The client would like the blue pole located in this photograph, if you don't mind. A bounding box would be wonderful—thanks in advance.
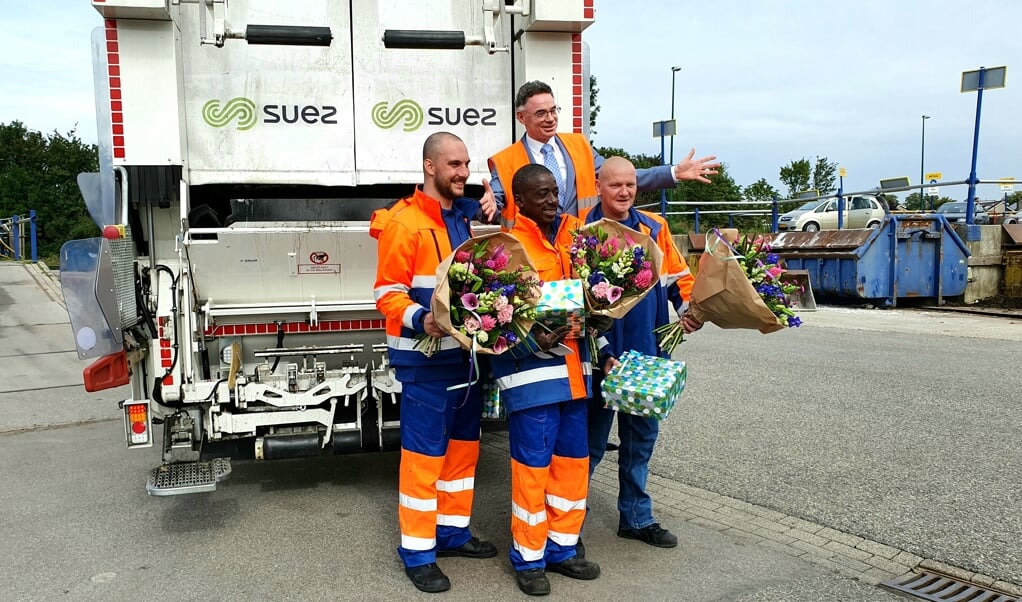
[693,207,700,234]
[659,122,667,217]
[837,176,845,230]
[727,213,734,228]
[29,210,37,263]
[966,67,986,225]
[12,215,21,260]
[771,196,779,232]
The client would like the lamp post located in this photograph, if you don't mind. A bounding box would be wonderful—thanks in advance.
[920,115,930,210]
[670,66,681,164]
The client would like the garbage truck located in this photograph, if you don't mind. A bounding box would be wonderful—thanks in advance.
[61,0,594,495]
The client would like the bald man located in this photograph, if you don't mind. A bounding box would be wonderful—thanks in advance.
[581,156,702,552]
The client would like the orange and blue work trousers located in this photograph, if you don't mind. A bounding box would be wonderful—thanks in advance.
[508,398,589,572]
[397,377,482,568]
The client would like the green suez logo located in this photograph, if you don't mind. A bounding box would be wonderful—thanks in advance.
[202,97,339,130]
[371,99,497,132]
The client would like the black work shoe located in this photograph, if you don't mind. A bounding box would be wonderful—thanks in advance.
[405,563,451,593]
[575,537,586,559]
[617,523,678,548]
[437,536,498,559]
[545,556,601,580]
[515,568,551,596]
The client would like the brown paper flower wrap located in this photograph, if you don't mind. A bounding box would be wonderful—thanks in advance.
[687,228,785,334]
[426,231,542,356]
[569,218,664,320]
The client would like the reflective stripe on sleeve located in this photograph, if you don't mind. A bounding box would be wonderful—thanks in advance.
[374,283,410,300]
[402,305,422,329]
[388,335,462,352]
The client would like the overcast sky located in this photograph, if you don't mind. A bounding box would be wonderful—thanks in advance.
[2,1,1019,200]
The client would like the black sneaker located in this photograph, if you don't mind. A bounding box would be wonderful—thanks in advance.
[617,523,678,548]
[515,568,551,596]
[545,556,601,580]
[404,563,451,593]
[437,536,498,559]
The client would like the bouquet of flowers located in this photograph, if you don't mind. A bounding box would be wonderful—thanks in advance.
[418,232,541,356]
[569,218,663,319]
[655,230,803,355]
[683,228,803,336]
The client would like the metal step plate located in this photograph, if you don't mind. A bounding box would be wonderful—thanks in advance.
[146,458,232,496]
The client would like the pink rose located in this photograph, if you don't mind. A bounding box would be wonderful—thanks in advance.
[462,316,480,333]
[454,250,471,262]
[493,296,508,310]
[591,281,610,299]
[767,266,784,279]
[496,304,514,324]
[491,253,509,270]
[480,314,497,331]
[485,259,496,268]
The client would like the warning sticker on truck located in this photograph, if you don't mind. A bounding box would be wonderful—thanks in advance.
[298,264,340,274]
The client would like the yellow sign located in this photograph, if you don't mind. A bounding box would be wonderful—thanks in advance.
[925,171,942,181]
[839,167,847,177]
[999,177,1016,182]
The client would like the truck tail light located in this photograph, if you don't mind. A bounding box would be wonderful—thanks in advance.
[123,400,153,448]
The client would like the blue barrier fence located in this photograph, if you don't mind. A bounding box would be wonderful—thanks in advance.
[0,210,38,262]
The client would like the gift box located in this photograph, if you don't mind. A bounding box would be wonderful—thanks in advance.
[536,279,585,338]
[480,372,505,420]
[601,350,686,420]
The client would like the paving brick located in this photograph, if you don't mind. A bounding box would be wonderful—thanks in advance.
[823,540,874,563]
[787,528,830,548]
[859,567,896,586]
[749,526,796,545]
[747,515,792,534]
[802,555,865,581]
[757,538,807,558]
[826,553,873,574]
[746,505,789,523]
[719,497,759,513]
[779,516,823,533]
[816,526,864,547]
[970,573,996,587]
[891,550,923,568]
[713,504,759,525]
[790,539,834,559]
[918,559,975,582]
[864,554,914,575]
[854,539,901,560]
[992,580,1022,597]
[684,494,724,512]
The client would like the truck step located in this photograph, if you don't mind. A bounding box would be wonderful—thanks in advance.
[146,458,232,496]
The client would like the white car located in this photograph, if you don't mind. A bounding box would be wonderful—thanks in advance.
[777,195,886,232]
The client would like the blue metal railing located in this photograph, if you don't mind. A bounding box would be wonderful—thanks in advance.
[0,210,38,262]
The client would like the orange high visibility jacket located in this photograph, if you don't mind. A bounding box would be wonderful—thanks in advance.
[371,188,474,373]
[488,134,598,229]
[489,213,591,411]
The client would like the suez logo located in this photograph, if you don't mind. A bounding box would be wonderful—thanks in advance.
[202,97,496,132]
[202,97,338,130]
[371,99,497,132]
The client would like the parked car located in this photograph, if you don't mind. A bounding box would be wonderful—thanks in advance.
[935,201,991,225]
[777,195,886,232]
[1003,210,1022,225]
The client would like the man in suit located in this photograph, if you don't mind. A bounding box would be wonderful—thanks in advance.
[481,80,719,228]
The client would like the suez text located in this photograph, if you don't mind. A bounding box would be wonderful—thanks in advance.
[260,105,498,126]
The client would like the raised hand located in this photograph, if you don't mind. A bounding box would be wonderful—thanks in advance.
[673,148,721,184]
[479,178,497,222]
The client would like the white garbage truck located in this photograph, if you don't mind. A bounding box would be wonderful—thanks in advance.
[60,0,594,495]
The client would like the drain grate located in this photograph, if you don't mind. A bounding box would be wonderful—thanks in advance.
[881,571,1018,602]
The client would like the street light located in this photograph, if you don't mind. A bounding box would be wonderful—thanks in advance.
[920,115,930,210]
[670,66,681,164]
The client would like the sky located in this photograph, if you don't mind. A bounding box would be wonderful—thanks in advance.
[2,0,1020,200]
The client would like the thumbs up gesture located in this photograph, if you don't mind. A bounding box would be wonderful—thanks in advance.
[479,178,498,222]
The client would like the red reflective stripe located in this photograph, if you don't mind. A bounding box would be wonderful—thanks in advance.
[204,319,385,337]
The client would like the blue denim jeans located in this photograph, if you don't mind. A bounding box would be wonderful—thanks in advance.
[588,372,660,531]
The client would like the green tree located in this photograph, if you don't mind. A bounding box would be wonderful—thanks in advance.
[594,146,663,210]
[743,178,779,203]
[812,156,838,194]
[0,121,99,261]
[877,192,899,210]
[668,163,748,233]
[778,158,812,198]
[1004,190,1022,210]
[903,192,954,211]
[589,75,601,134]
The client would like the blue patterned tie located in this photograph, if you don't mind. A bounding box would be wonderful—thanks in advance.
[541,143,566,207]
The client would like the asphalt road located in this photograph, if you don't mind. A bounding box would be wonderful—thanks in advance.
[654,307,1022,586]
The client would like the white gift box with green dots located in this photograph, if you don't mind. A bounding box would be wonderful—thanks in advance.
[601,350,686,420]
[536,279,585,338]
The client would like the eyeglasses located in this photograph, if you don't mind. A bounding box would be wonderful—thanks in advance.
[527,106,560,120]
